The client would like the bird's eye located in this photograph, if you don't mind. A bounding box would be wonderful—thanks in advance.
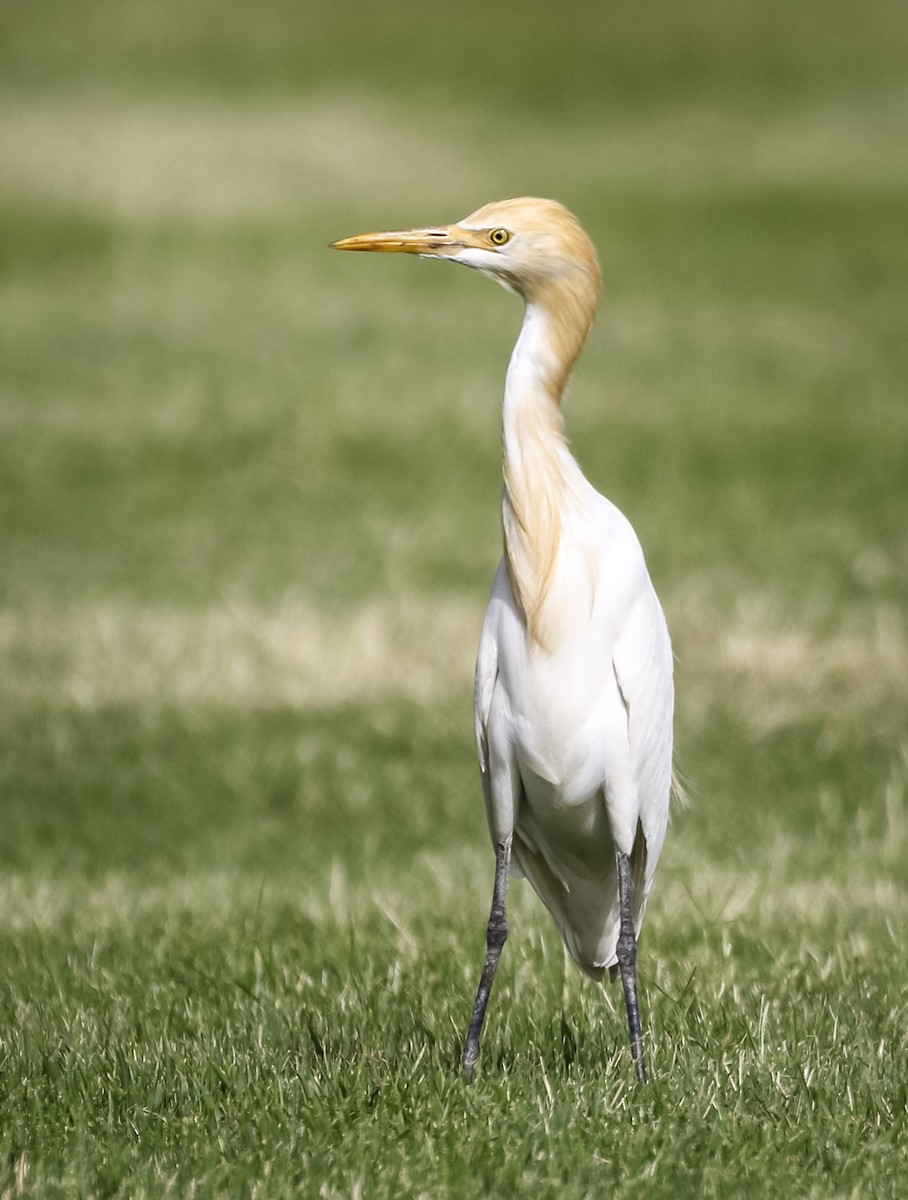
[489,228,510,246]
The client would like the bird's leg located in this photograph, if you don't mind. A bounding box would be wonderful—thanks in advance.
[615,850,648,1083]
[462,839,511,1081]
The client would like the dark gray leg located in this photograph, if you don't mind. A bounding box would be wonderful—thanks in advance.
[616,850,648,1083]
[462,840,511,1081]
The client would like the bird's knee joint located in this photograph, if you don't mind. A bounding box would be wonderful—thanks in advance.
[486,912,508,952]
[616,927,637,966]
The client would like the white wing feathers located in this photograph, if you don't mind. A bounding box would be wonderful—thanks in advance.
[611,588,674,910]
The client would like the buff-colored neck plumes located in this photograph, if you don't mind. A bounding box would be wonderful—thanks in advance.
[501,267,600,649]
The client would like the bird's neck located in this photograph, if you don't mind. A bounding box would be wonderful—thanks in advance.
[501,278,597,649]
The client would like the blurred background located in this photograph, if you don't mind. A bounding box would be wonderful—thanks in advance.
[1,0,907,1191]
[1,0,906,902]
[1,0,905,852]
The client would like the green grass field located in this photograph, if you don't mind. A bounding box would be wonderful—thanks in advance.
[1,1,907,1195]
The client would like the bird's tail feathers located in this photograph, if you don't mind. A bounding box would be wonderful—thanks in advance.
[514,818,652,984]
[512,833,621,982]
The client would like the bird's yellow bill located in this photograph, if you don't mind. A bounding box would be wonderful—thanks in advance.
[330,227,456,254]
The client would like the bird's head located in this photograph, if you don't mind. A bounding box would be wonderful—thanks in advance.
[331,197,601,306]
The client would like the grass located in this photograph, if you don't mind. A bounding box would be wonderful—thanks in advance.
[1,0,907,1195]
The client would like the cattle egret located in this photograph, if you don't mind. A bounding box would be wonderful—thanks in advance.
[332,198,674,1083]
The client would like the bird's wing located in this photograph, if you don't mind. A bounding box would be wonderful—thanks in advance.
[473,611,499,777]
[474,560,529,862]
[611,585,674,915]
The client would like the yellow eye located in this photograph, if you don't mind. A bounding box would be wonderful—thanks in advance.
[489,228,510,246]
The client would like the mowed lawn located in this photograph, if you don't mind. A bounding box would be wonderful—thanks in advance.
[1,1,907,1196]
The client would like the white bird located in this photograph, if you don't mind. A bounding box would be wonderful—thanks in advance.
[332,197,674,1083]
